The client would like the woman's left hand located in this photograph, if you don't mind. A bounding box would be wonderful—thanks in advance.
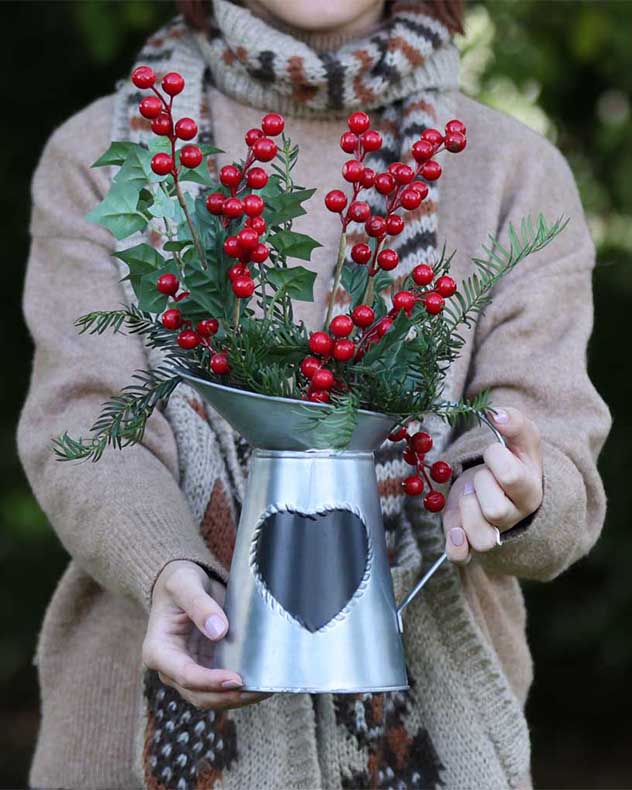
[443,407,544,563]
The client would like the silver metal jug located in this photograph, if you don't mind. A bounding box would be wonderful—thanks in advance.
[180,371,503,693]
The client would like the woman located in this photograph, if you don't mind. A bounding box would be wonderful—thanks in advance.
[19,0,610,788]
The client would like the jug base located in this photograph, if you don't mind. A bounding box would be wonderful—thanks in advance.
[239,682,410,694]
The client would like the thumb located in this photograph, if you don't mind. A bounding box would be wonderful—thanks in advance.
[488,406,541,463]
[167,565,229,641]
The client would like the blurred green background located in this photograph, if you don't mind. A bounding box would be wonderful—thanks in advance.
[1,1,631,787]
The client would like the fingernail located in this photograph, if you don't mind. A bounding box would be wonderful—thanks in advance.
[205,615,226,639]
[463,480,475,495]
[493,408,509,424]
[449,527,466,547]
[221,678,243,689]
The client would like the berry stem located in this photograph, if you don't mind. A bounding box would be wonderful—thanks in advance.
[232,296,241,329]
[174,180,207,270]
[324,231,348,329]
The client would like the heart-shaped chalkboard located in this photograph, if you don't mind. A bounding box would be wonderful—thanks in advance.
[254,508,369,632]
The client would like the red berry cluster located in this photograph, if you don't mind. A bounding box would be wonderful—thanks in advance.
[205,113,286,299]
[325,115,467,280]
[387,426,452,511]
[132,66,203,177]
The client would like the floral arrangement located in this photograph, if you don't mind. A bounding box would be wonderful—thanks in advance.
[54,66,565,515]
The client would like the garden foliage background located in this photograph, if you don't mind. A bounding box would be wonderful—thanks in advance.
[1,1,631,786]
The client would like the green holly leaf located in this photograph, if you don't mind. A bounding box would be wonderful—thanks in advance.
[92,141,142,168]
[86,181,147,239]
[115,243,165,275]
[361,310,411,367]
[148,187,184,222]
[269,230,322,261]
[265,188,316,226]
[114,145,157,190]
[267,266,316,302]
[341,264,369,308]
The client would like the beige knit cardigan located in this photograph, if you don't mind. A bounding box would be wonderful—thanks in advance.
[19,64,610,789]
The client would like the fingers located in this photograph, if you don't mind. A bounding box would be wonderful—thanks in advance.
[472,466,521,530]
[163,565,229,641]
[483,443,543,514]
[442,499,470,563]
[459,485,501,552]
[142,641,243,692]
[159,681,272,711]
[489,407,541,464]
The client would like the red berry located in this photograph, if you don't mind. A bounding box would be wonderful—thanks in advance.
[377,317,393,337]
[411,139,434,162]
[237,227,259,251]
[309,389,330,404]
[348,200,371,223]
[210,352,230,375]
[348,111,370,134]
[197,318,219,337]
[424,291,445,314]
[424,490,446,512]
[252,137,277,162]
[175,117,198,140]
[403,475,424,496]
[387,161,405,175]
[177,329,200,349]
[361,129,382,151]
[228,263,246,281]
[393,290,416,312]
[386,214,405,236]
[421,160,442,181]
[340,131,359,153]
[246,215,266,235]
[300,356,321,379]
[325,190,348,213]
[411,431,433,453]
[393,164,415,184]
[220,165,242,187]
[243,194,265,217]
[445,119,466,135]
[333,339,355,362]
[375,172,396,194]
[388,426,408,442]
[151,113,172,135]
[400,188,422,210]
[403,447,418,465]
[162,72,185,96]
[246,167,268,189]
[365,215,387,237]
[224,236,241,258]
[309,331,333,356]
[157,273,179,296]
[261,112,285,136]
[435,275,457,298]
[206,192,225,215]
[421,128,443,146]
[232,276,255,298]
[250,243,269,263]
[132,66,156,89]
[377,248,399,271]
[311,368,334,390]
[412,263,434,286]
[180,145,202,169]
[360,167,376,188]
[352,304,375,328]
[139,96,162,119]
[445,132,467,153]
[245,127,263,146]
[342,160,364,183]
[430,461,452,484]
[329,314,354,338]
[151,153,173,176]
[161,308,182,330]
[410,180,429,200]
[351,243,372,265]
[223,197,244,218]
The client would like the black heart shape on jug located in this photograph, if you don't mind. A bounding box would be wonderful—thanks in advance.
[253,508,370,632]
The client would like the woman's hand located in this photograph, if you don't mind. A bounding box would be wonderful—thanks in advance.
[443,407,544,563]
[142,560,271,710]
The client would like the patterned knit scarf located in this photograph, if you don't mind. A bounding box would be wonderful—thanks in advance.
[112,3,531,788]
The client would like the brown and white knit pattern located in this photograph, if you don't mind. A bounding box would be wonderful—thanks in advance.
[112,6,531,789]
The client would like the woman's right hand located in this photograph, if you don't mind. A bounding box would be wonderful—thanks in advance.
[142,560,271,711]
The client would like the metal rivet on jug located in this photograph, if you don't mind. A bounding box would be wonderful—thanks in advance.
[180,370,506,694]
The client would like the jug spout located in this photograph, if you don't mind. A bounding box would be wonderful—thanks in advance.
[178,369,397,452]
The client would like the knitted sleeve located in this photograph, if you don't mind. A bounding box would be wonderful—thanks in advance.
[445,135,611,582]
[17,97,228,611]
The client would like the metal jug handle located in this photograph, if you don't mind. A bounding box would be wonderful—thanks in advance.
[396,413,507,632]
